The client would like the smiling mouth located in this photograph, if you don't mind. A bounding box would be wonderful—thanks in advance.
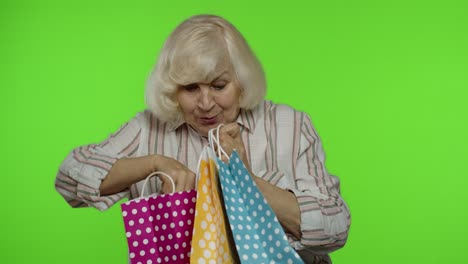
[199,115,219,125]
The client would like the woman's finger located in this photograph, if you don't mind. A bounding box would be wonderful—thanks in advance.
[220,138,235,156]
[155,156,197,193]
[219,128,252,172]
[220,123,241,139]
[183,172,196,191]
[159,178,173,194]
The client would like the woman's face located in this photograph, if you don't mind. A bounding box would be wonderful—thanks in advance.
[176,61,241,137]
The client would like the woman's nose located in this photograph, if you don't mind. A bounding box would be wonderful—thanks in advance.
[197,86,215,111]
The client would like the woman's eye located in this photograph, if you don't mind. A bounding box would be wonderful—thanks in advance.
[212,83,227,90]
[182,83,198,91]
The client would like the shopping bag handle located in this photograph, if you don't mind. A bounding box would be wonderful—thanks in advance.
[140,171,176,198]
[208,124,229,160]
[193,124,228,190]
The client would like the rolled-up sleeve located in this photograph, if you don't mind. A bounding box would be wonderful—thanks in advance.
[55,113,143,211]
[287,113,351,254]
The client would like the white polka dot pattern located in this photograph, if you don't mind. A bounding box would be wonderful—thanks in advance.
[217,150,304,264]
[190,149,236,263]
[121,190,197,264]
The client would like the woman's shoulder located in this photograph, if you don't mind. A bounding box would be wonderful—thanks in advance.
[125,110,174,131]
[255,100,306,119]
[133,110,171,123]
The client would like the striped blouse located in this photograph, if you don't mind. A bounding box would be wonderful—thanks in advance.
[55,100,350,258]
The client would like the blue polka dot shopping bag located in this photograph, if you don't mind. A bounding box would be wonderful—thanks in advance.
[209,127,304,264]
[121,172,197,264]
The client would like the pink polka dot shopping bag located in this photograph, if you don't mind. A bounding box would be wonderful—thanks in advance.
[121,172,197,264]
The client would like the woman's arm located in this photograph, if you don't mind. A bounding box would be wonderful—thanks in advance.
[100,154,196,196]
[218,111,350,254]
[55,112,197,211]
[253,176,302,238]
[286,112,350,254]
[99,156,156,195]
[217,123,302,238]
[55,113,144,210]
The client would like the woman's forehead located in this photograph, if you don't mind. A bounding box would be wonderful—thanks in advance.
[171,52,233,85]
[179,69,232,86]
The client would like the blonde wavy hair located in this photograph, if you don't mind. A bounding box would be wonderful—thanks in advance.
[145,14,266,125]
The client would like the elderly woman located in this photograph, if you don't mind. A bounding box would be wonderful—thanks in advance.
[55,14,350,263]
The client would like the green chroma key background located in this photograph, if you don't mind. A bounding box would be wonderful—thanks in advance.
[1,0,467,263]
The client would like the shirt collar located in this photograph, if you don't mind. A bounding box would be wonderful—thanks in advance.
[237,108,256,133]
[168,118,185,132]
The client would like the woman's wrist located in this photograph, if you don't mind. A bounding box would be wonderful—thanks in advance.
[151,154,163,172]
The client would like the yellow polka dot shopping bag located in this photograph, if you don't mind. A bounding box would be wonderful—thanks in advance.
[121,172,197,264]
[209,127,304,264]
[190,146,239,264]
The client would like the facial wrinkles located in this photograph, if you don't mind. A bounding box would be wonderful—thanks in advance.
[175,54,240,136]
[192,69,229,107]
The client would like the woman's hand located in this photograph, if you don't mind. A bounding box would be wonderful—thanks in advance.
[217,123,251,173]
[217,124,301,238]
[153,155,196,193]
[215,123,302,238]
